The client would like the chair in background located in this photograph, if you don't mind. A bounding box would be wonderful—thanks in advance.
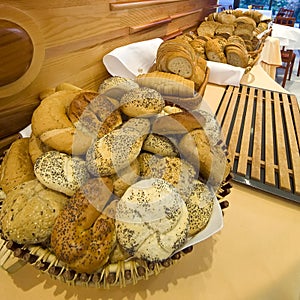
[273,16,296,87]
[252,4,264,9]
[276,8,294,17]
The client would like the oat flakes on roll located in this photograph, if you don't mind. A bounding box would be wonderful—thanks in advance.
[115,178,189,262]
[0,179,68,244]
[34,151,90,196]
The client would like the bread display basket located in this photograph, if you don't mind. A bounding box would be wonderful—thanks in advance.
[0,72,232,288]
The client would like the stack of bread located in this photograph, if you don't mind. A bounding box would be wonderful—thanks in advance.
[0,77,231,281]
[189,9,271,68]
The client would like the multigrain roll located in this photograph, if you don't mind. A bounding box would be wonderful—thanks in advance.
[50,178,116,274]
[34,151,90,196]
[0,138,35,193]
[0,179,68,244]
[115,178,189,261]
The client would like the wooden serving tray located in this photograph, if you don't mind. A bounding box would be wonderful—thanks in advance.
[216,85,300,203]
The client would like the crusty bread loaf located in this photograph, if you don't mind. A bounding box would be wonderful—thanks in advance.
[28,133,53,164]
[0,179,68,244]
[50,178,116,273]
[115,178,189,261]
[135,71,195,98]
[0,138,35,193]
[205,38,227,63]
[152,111,206,135]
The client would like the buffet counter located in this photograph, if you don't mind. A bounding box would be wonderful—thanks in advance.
[1,65,299,300]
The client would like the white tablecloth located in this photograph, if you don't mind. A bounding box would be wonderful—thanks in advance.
[271,23,300,50]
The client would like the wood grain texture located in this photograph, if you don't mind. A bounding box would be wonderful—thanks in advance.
[0,0,216,142]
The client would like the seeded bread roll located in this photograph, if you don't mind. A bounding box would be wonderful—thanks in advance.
[182,179,214,236]
[98,76,139,100]
[51,178,116,274]
[120,87,165,117]
[34,151,90,196]
[115,178,189,261]
[86,118,150,177]
[0,138,35,193]
[0,179,68,244]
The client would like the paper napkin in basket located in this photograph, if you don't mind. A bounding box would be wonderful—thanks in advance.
[103,38,163,79]
[207,61,245,87]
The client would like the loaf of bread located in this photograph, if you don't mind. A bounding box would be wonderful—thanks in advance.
[135,71,195,98]
[0,179,68,244]
[0,138,35,193]
[50,178,116,274]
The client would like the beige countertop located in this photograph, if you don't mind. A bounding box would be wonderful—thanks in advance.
[1,66,300,300]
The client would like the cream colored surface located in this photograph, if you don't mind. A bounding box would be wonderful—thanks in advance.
[1,64,300,300]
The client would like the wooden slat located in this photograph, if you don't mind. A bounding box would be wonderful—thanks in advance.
[264,90,276,186]
[237,87,255,176]
[251,88,263,181]
[216,85,300,202]
[110,0,185,10]
[273,92,290,191]
[281,93,300,194]
[129,17,172,34]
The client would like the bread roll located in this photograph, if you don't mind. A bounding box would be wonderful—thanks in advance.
[0,138,35,193]
[120,87,165,117]
[98,76,139,100]
[152,111,206,135]
[0,179,68,244]
[182,179,214,236]
[34,151,90,196]
[50,178,116,273]
[28,133,53,164]
[115,178,189,261]
[86,118,150,176]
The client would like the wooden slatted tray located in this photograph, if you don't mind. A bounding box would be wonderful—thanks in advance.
[216,85,300,203]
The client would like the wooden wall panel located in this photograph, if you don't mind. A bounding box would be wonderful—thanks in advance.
[0,0,217,150]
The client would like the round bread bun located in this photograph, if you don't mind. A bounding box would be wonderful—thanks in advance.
[115,178,189,261]
[120,87,165,117]
[50,177,116,274]
[183,179,214,236]
[0,138,35,193]
[31,90,93,155]
[98,76,139,100]
[34,151,90,196]
[0,179,68,244]
[86,118,150,177]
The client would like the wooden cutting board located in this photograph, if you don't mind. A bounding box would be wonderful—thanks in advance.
[216,85,300,203]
